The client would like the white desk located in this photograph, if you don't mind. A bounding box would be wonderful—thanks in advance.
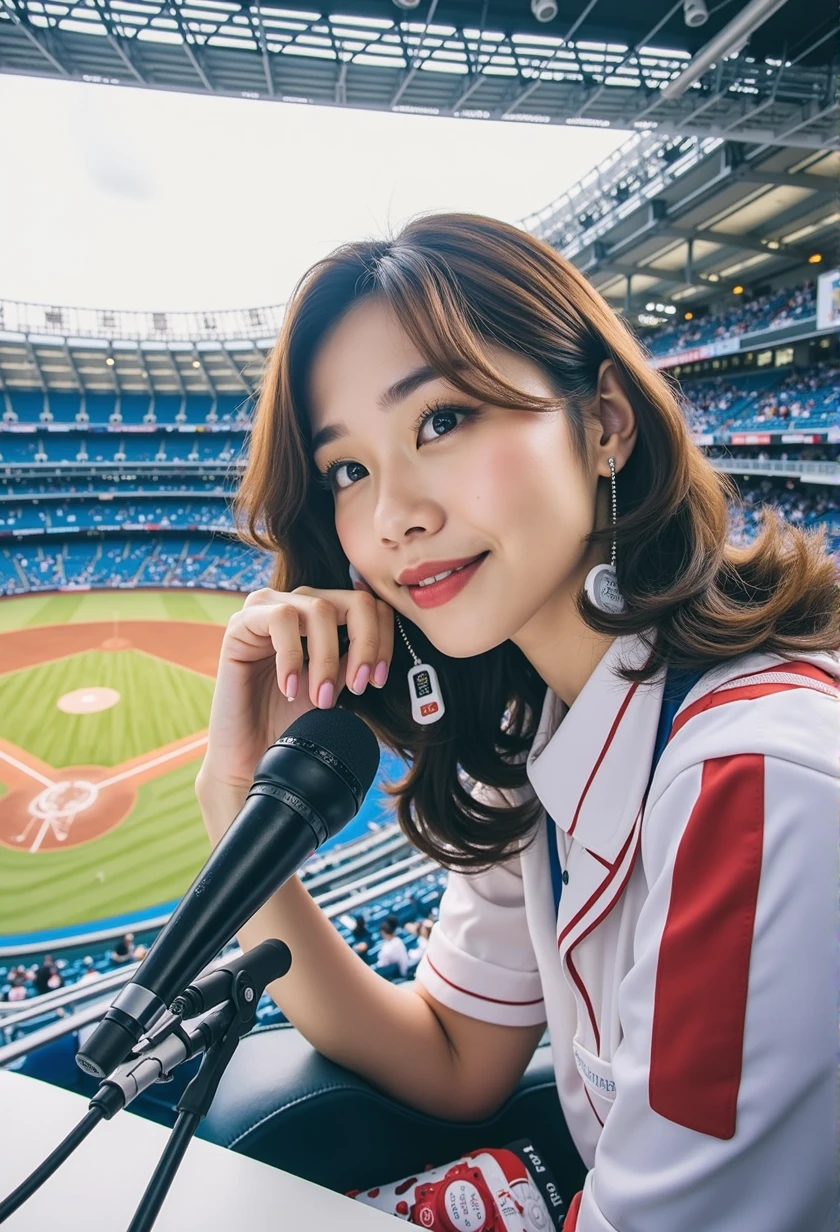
[0,1070,396,1230]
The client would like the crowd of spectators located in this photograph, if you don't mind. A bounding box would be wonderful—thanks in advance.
[350,910,435,979]
[0,501,233,534]
[0,437,241,467]
[732,365,840,432]
[646,281,817,357]
[679,362,840,435]
[0,954,65,1003]
[1,895,440,1024]
[0,939,152,1004]
[0,537,272,596]
[728,478,840,549]
[1,479,230,500]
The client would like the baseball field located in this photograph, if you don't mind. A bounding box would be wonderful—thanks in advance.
[0,589,244,939]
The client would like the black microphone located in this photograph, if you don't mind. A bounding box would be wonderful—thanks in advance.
[76,707,380,1080]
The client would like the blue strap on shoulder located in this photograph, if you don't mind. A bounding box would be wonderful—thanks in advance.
[547,665,706,917]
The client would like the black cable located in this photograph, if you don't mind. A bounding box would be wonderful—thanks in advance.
[0,1105,105,1224]
[125,1109,201,1232]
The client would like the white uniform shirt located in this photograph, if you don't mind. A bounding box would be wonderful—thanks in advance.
[414,633,840,1232]
[378,934,409,977]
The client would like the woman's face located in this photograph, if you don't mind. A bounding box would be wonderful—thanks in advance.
[307,297,606,660]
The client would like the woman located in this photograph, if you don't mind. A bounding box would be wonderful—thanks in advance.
[349,913,373,963]
[196,213,839,1231]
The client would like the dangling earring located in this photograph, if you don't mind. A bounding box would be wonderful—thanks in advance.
[395,614,446,726]
[584,456,626,614]
[348,564,445,725]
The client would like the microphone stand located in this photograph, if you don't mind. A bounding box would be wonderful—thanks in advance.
[0,941,290,1229]
[124,954,282,1232]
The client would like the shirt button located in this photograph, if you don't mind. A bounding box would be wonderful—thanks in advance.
[562,870,569,885]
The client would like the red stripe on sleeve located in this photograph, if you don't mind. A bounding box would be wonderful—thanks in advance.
[670,662,837,742]
[424,956,545,1008]
[649,754,764,1140]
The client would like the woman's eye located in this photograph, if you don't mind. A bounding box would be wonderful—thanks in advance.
[417,406,467,445]
[319,403,474,493]
[330,461,367,491]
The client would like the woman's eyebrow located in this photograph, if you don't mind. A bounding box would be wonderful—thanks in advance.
[310,360,468,455]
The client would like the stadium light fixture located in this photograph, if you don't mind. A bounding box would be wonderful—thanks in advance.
[392,0,421,7]
[660,0,791,102]
[765,240,781,249]
[531,0,559,19]
[706,273,720,282]
[732,285,744,294]
[192,360,201,368]
[106,357,114,366]
[683,0,709,28]
[684,311,694,319]
[808,253,822,264]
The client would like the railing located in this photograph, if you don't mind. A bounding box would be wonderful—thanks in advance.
[711,458,840,482]
[0,856,440,1064]
[521,132,723,257]
[0,299,284,344]
[0,822,405,961]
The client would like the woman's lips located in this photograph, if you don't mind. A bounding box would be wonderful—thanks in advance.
[406,552,489,609]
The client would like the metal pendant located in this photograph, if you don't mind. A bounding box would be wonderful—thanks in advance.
[584,563,626,614]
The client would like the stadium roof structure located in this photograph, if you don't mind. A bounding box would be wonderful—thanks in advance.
[0,315,270,404]
[0,0,836,150]
[524,131,838,314]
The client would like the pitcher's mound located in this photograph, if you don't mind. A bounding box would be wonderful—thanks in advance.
[58,687,121,714]
[101,637,131,650]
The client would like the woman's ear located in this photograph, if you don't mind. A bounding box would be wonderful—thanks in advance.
[594,359,637,471]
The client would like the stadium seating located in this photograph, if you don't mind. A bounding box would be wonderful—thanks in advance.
[0,857,448,1041]
[0,352,836,596]
[679,362,840,435]
[646,281,817,357]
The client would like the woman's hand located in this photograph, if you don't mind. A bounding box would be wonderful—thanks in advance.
[195,585,395,797]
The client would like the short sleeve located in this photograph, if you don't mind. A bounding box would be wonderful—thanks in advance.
[413,783,546,1028]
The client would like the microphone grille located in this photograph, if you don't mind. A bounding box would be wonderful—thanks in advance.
[282,707,380,798]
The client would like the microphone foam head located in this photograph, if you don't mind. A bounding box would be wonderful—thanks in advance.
[282,707,380,800]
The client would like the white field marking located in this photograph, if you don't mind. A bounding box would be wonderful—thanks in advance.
[16,780,98,852]
[2,733,207,853]
[0,748,55,788]
[96,734,208,790]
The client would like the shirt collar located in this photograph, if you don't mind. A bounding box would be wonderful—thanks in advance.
[525,632,665,863]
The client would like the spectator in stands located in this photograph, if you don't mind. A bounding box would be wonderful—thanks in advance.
[77,956,102,984]
[408,919,434,968]
[46,965,64,992]
[350,914,373,962]
[375,915,409,980]
[33,955,57,997]
[110,933,136,964]
[5,975,27,1003]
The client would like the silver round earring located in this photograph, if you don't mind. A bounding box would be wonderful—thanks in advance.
[584,456,626,614]
[395,614,446,725]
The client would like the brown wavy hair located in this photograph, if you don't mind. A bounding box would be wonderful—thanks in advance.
[233,211,840,871]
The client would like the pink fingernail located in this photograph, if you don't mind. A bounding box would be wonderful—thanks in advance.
[351,664,371,694]
[373,660,389,687]
[285,673,298,702]
[318,681,334,709]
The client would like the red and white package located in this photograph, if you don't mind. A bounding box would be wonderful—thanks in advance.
[346,1140,567,1230]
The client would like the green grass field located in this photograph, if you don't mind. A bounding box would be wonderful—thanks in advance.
[0,590,243,937]
[0,650,215,768]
